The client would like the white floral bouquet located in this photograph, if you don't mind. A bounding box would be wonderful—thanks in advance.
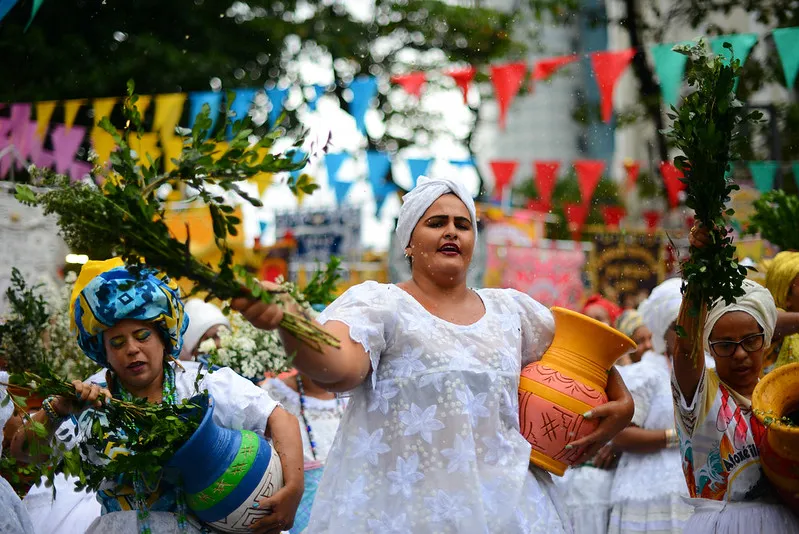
[198,311,295,381]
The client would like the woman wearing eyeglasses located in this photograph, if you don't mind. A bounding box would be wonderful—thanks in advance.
[670,226,799,534]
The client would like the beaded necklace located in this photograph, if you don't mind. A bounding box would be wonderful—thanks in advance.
[296,375,341,462]
[115,362,188,534]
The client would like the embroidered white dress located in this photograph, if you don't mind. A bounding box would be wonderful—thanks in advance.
[54,362,280,534]
[0,371,36,534]
[23,473,101,534]
[608,352,692,534]
[307,282,570,534]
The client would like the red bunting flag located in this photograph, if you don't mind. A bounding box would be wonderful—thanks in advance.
[490,62,528,130]
[563,202,590,240]
[527,199,551,213]
[445,67,477,104]
[574,160,606,206]
[391,72,427,98]
[622,159,641,190]
[489,160,519,199]
[659,161,686,208]
[643,210,662,231]
[590,49,636,123]
[533,55,579,81]
[534,160,560,208]
[601,206,626,228]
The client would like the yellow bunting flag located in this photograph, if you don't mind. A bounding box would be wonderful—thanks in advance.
[133,95,152,119]
[161,135,184,172]
[63,99,86,130]
[35,101,57,139]
[91,128,117,166]
[128,132,161,169]
[153,93,187,138]
[251,148,273,197]
[92,98,117,126]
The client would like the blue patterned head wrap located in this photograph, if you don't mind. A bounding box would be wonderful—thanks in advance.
[71,260,189,366]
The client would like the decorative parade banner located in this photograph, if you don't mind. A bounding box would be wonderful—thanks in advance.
[590,232,665,303]
[274,206,361,264]
[485,242,586,309]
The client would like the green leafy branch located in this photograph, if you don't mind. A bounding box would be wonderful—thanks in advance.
[663,40,761,360]
[746,190,799,251]
[16,81,338,352]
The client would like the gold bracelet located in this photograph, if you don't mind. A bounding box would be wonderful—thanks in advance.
[664,428,680,449]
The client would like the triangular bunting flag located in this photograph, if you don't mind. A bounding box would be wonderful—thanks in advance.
[0,105,32,176]
[162,135,183,172]
[489,160,518,199]
[367,150,392,187]
[50,125,86,175]
[563,202,590,240]
[93,97,117,126]
[590,49,636,123]
[307,84,327,112]
[266,87,289,127]
[622,159,641,189]
[407,158,433,189]
[24,0,44,31]
[711,33,758,67]
[773,27,799,90]
[574,160,605,205]
[324,152,350,188]
[332,179,354,205]
[450,158,475,168]
[259,220,269,237]
[650,43,689,107]
[0,0,19,24]
[188,91,223,134]
[289,150,308,180]
[793,162,799,190]
[490,62,527,130]
[90,98,118,166]
[747,161,780,193]
[391,72,427,98]
[251,171,273,198]
[445,67,477,104]
[348,76,378,135]
[63,99,85,130]
[643,210,662,230]
[24,121,52,168]
[659,162,686,208]
[35,101,56,140]
[601,206,626,228]
[534,160,560,207]
[533,55,578,81]
[227,88,257,139]
[153,93,187,138]
[128,132,161,169]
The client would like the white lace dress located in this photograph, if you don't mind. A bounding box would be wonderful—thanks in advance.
[0,371,36,534]
[306,282,571,534]
[23,473,101,534]
[609,352,692,533]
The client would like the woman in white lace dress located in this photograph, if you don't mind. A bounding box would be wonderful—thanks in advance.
[607,279,693,534]
[232,176,635,534]
[0,371,36,534]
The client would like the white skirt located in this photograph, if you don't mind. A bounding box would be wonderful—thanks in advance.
[1,476,35,534]
[85,512,206,534]
[23,475,101,534]
[552,466,614,534]
[683,498,799,534]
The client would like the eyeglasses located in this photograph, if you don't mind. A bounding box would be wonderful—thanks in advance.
[709,333,765,358]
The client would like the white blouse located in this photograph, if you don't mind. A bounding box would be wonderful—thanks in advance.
[262,378,346,464]
[306,282,569,534]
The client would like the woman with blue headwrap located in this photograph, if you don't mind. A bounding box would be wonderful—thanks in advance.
[232,176,636,533]
[9,259,304,534]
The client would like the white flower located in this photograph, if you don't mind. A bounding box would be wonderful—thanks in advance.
[425,490,471,524]
[398,403,444,444]
[448,341,482,369]
[348,428,391,466]
[482,432,514,466]
[386,453,424,497]
[441,434,477,474]
[198,338,217,355]
[456,387,491,427]
[337,475,369,518]
[419,372,445,392]
[391,344,426,378]
[368,382,399,415]
[367,512,409,534]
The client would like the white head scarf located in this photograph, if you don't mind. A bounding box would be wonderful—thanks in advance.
[180,299,230,359]
[638,277,683,355]
[704,279,777,353]
[395,175,477,249]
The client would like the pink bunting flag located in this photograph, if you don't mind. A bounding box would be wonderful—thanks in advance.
[490,62,528,130]
[23,122,53,169]
[533,55,579,81]
[534,160,560,208]
[590,49,636,123]
[659,161,685,208]
[574,159,605,205]
[50,124,87,176]
[563,202,590,240]
[391,72,427,98]
[445,67,477,104]
[489,159,519,199]
[0,104,32,176]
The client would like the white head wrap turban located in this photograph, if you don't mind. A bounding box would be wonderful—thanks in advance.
[395,175,477,249]
[180,299,230,359]
[638,278,683,355]
[704,279,777,354]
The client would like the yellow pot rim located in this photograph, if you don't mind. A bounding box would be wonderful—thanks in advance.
[551,306,637,349]
[753,362,799,435]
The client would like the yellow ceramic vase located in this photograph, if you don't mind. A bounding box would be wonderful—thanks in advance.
[753,362,799,508]
[519,307,636,476]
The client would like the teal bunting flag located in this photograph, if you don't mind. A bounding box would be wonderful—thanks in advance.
[450,158,475,168]
[289,150,307,180]
[348,76,378,135]
[227,88,257,140]
[773,27,799,89]
[0,0,19,24]
[266,87,289,126]
[24,0,43,30]
[258,221,268,237]
[367,150,395,215]
[331,179,354,205]
[324,152,349,188]
[793,162,799,190]
[651,43,689,107]
[407,158,433,189]
[710,34,758,91]
[188,91,223,136]
[748,161,780,193]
